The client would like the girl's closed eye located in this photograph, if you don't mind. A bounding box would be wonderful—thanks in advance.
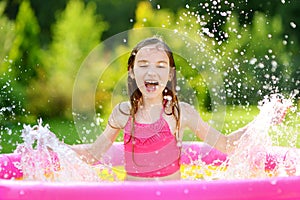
[137,60,149,68]
[157,62,168,68]
[157,65,166,68]
[139,65,148,68]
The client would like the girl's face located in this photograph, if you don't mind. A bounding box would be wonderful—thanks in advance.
[131,45,173,101]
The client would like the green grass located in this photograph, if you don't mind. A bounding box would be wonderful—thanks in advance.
[183,105,260,140]
[1,105,299,153]
[183,105,300,148]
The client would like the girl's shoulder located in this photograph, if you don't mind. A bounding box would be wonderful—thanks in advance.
[178,101,199,120]
[178,101,196,113]
[110,101,131,128]
[178,101,203,130]
[116,101,131,115]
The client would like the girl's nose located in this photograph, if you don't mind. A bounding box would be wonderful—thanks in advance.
[146,66,156,76]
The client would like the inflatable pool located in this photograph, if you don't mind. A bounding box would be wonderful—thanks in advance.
[1,142,300,200]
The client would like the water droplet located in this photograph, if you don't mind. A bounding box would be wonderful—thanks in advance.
[258,63,264,69]
[270,179,278,186]
[290,22,297,29]
[282,40,288,45]
[249,58,257,65]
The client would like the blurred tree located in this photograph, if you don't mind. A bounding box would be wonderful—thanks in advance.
[29,0,67,44]
[3,0,300,46]
[6,0,41,85]
[162,0,300,102]
[0,2,15,66]
[0,0,298,120]
[27,0,108,119]
[0,1,18,126]
[4,0,67,45]
[92,0,138,41]
[1,0,41,125]
[130,1,298,107]
[220,12,296,104]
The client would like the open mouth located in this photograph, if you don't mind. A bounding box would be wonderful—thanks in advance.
[144,80,159,92]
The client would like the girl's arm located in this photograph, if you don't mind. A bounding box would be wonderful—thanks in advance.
[70,125,120,165]
[70,102,130,165]
[180,102,249,154]
[181,100,289,154]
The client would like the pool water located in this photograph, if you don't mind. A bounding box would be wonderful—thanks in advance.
[23,163,282,182]
[93,163,293,182]
[11,164,225,181]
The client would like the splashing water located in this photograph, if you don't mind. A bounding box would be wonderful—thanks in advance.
[15,119,100,182]
[218,94,299,180]
[10,94,299,182]
[184,93,299,181]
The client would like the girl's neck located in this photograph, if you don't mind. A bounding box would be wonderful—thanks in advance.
[141,96,163,110]
[137,97,164,124]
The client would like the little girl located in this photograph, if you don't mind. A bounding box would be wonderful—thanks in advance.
[71,37,288,181]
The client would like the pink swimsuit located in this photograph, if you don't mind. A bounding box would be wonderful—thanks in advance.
[124,111,181,178]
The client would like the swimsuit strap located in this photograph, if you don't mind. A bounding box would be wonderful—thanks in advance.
[159,106,165,119]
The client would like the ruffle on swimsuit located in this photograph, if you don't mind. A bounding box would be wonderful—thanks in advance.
[124,110,181,178]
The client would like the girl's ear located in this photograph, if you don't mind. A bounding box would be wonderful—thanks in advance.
[169,67,174,81]
[129,68,135,79]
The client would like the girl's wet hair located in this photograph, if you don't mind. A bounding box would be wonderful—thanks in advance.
[126,37,181,141]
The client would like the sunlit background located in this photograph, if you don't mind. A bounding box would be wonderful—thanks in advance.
[0,0,299,153]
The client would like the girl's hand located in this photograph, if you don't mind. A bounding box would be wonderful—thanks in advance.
[270,94,292,125]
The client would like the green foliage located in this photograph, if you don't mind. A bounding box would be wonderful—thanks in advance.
[95,46,130,116]
[129,1,298,109]
[0,1,15,97]
[6,0,41,85]
[0,0,299,125]
[27,0,108,119]
[220,12,294,104]
[0,0,299,153]
[0,2,15,69]
[0,0,40,126]
[92,0,139,40]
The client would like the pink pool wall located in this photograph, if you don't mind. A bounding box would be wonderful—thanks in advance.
[1,142,300,200]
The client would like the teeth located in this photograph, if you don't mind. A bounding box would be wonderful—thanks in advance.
[145,81,159,85]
